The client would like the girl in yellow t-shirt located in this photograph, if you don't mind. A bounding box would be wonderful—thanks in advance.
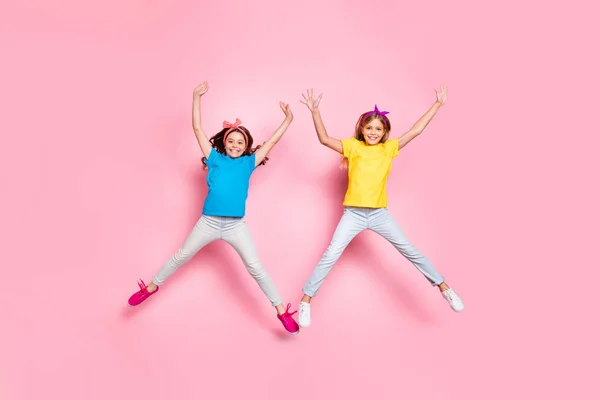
[297,87,464,328]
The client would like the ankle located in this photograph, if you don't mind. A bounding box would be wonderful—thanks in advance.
[301,295,312,304]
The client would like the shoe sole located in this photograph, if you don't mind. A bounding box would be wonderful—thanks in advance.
[299,317,310,328]
[127,294,157,307]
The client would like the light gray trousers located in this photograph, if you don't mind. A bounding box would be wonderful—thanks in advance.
[152,215,283,307]
[303,207,445,297]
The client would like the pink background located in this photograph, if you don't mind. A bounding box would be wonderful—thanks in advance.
[2,0,599,399]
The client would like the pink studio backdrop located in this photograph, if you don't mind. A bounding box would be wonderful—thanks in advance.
[2,1,598,399]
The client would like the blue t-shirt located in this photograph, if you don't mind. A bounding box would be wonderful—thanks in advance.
[202,148,257,217]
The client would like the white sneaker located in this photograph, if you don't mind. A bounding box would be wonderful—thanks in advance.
[298,302,311,328]
[442,288,464,312]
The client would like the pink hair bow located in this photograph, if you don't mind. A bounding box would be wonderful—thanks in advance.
[223,118,242,135]
[223,118,248,145]
[363,104,389,121]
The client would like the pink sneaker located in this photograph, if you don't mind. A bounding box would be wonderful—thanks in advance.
[128,279,159,306]
[277,303,300,335]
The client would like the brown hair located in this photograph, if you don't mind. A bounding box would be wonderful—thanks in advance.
[201,126,267,170]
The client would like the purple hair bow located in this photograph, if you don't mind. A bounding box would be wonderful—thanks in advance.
[363,104,389,121]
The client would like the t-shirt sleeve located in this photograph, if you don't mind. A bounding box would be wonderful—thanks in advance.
[204,147,219,168]
[341,138,356,158]
[385,138,400,158]
[247,153,257,171]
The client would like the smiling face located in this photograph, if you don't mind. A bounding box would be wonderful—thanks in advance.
[361,118,386,145]
[224,131,247,158]
[356,113,390,145]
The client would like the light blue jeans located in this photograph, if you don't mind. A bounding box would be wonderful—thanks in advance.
[303,207,445,297]
[152,215,283,307]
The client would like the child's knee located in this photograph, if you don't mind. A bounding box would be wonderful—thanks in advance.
[324,241,346,258]
[174,248,193,263]
[245,261,266,277]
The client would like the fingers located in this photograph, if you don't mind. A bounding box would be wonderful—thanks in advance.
[315,93,323,106]
[300,89,322,109]
[302,88,321,99]
[434,84,448,104]
[194,81,209,95]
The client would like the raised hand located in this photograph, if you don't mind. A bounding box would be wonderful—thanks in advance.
[435,85,448,105]
[193,81,209,97]
[280,101,293,120]
[300,88,323,112]
[191,81,212,159]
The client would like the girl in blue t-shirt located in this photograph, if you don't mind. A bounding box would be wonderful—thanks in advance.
[128,82,299,335]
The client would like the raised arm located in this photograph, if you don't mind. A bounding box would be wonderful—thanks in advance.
[192,82,213,159]
[253,102,294,167]
[397,85,448,150]
[300,89,343,154]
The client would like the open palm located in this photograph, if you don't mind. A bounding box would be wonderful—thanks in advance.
[280,101,293,119]
[300,88,323,112]
[435,85,448,105]
[194,81,209,97]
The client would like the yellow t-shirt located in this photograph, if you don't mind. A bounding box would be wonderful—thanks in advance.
[341,137,400,208]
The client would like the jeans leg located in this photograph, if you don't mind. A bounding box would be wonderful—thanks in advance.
[368,209,444,285]
[302,208,367,297]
